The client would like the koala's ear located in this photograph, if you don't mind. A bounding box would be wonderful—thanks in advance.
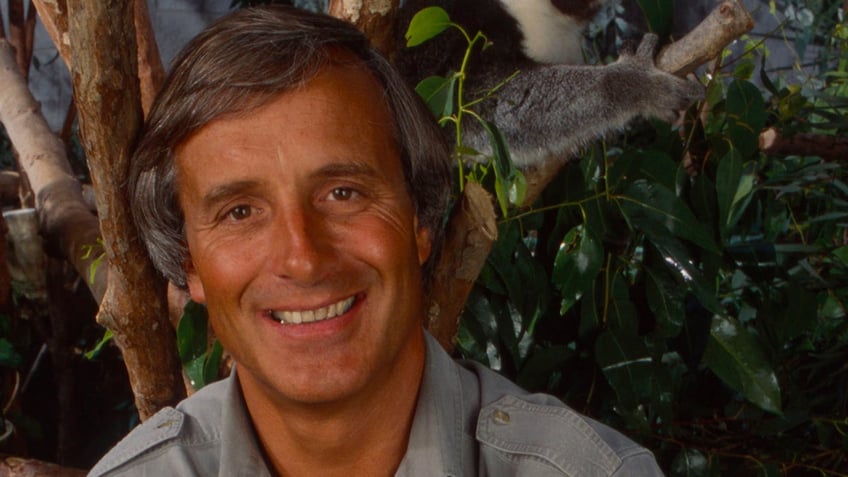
[184,257,207,304]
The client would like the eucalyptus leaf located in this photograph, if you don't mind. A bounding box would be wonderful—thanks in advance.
[553,225,604,314]
[0,338,22,368]
[703,315,782,415]
[405,6,451,47]
[177,300,209,364]
[620,179,719,253]
[595,329,654,411]
[184,355,206,390]
[84,329,114,361]
[646,267,685,337]
[725,79,766,156]
[203,340,224,386]
[415,75,456,119]
[635,0,673,37]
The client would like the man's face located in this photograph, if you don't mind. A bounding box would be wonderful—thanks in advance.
[176,62,431,408]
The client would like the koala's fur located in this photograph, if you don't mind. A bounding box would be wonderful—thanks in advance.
[394,0,704,168]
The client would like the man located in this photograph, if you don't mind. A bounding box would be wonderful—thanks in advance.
[90,6,664,476]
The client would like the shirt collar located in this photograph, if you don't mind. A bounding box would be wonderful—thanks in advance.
[219,369,273,477]
[218,331,472,476]
[395,332,474,477]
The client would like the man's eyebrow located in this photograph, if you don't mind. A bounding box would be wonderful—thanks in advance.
[313,161,381,180]
[200,180,261,209]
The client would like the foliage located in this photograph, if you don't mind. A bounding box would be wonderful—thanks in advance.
[406,7,525,216]
[409,3,848,476]
[177,301,223,391]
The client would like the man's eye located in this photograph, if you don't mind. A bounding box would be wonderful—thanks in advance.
[330,187,356,201]
[226,205,252,220]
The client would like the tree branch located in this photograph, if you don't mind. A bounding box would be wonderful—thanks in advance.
[30,0,70,67]
[328,0,399,58]
[67,0,184,420]
[424,182,497,351]
[655,0,755,76]
[760,127,848,161]
[0,40,106,301]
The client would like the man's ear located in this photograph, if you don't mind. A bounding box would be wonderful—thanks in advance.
[184,256,207,304]
[413,216,432,267]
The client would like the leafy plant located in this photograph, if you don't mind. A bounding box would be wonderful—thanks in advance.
[406,6,525,216]
[177,300,223,391]
[408,3,848,475]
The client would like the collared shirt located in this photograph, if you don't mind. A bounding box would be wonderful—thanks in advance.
[89,332,664,476]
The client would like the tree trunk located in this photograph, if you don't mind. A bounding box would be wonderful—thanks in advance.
[33,0,166,117]
[66,0,184,420]
[30,0,69,67]
[328,0,399,58]
[0,40,106,301]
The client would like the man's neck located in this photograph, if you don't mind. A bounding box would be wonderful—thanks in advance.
[238,337,426,477]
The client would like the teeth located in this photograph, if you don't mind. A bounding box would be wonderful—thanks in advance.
[271,296,355,325]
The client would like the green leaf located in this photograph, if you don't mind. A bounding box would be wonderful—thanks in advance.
[725,79,766,156]
[595,329,653,411]
[636,0,673,37]
[177,300,209,364]
[0,338,22,368]
[405,6,451,47]
[607,272,638,333]
[638,220,721,314]
[646,267,685,337]
[716,149,743,231]
[608,150,681,194]
[183,355,206,390]
[202,340,224,386]
[553,225,604,314]
[703,315,782,414]
[671,449,710,477]
[517,345,575,390]
[619,179,719,253]
[415,75,456,119]
[84,329,114,361]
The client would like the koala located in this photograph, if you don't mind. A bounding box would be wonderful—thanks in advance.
[394,0,704,169]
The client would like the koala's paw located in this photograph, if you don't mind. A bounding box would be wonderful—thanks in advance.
[618,34,704,122]
[619,33,660,65]
[648,75,704,122]
[635,33,660,62]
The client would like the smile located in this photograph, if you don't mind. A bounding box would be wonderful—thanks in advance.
[269,296,356,324]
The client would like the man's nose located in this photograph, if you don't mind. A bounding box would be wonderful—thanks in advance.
[269,205,328,284]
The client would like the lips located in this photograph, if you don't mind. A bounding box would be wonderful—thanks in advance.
[269,295,356,324]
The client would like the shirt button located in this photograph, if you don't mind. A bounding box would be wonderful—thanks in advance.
[492,409,511,425]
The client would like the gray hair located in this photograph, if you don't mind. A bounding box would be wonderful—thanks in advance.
[129,5,451,288]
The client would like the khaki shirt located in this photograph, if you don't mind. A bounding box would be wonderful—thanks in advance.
[89,332,663,476]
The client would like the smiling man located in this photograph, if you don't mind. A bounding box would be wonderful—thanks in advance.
[89,6,664,477]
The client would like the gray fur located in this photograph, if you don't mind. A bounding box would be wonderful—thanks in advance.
[460,33,704,168]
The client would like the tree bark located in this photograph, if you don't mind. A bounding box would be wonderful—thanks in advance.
[0,455,85,477]
[425,182,497,350]
[0,40,106,301]
[328,0,399,58]
[32,0,164,117]
[67,0,184,420]
[7,0,28,76]
[760,127,848,161]
[30,0,70,67]
[134,0,165,115]
[655,0,754,76]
